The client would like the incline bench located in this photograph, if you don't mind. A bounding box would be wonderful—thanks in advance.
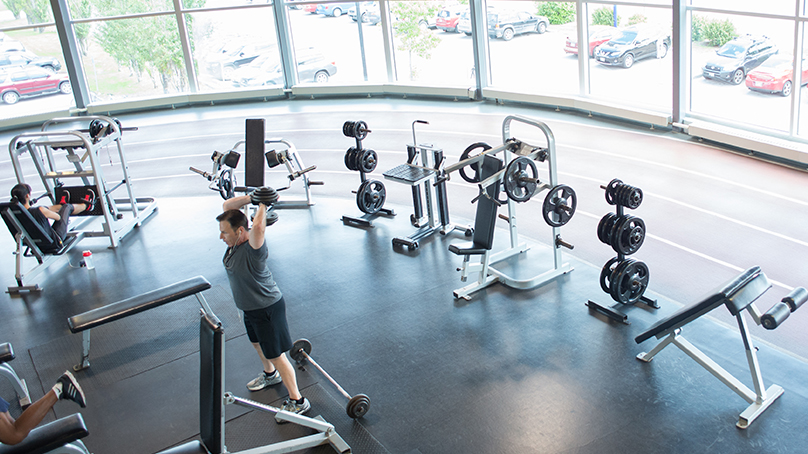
[67,276,212,371]
[635,266,807,429]
[0,201,89,294]
[0,413,90,454]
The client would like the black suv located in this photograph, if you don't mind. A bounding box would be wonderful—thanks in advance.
[0,51,62,73]
[702,35,778,85]
[594,24,671,68]
[488,10,548,41]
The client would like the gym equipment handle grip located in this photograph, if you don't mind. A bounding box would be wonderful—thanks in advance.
[761,302,791,330]
[782,287,807,312]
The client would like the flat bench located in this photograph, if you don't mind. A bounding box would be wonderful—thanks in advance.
[67,276,212,371]
[0,413,89,454]
[635,266,807,429]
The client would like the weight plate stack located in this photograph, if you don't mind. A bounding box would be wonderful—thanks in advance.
[356,179,386,214]
[359,149,378,173]
[504,156,539,203]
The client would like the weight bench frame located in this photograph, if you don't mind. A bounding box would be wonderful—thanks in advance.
[635,266,786,429]
[0,343,31,409]
[0,202,91,294]
[444,115,573,300]
[158,310,350,454]
[0,413,89,454]
[67,276,213,371]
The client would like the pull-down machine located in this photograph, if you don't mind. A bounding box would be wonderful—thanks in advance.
[443,115,577,300]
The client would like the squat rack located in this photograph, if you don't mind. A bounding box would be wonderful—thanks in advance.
[8,115,157,248]
[443,115,575,299]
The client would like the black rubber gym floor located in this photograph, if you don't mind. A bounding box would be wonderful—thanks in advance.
[0,99,807,453]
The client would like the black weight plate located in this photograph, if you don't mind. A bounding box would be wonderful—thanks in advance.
[354,120,369,140]
[615,216,645,255]
[504,156,539,203]
[600,257,621,294]
[609,258,634,303]
[89,119,104,140]
[624,186,643,209]
[608,214,630,253]
[350,148,361,171]
[360,149,378,173]
[605,178,622,205]
[459,142,491,183]
[611,259,649,305]
[597,213,617,244]
[266,210,279,226]
[343,121,354,137]
[356,179,386,214]
[290,338,312,362]
[347,394,371,419]
[542,184,577,227]
[344,147,356,171]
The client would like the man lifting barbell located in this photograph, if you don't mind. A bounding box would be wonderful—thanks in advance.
[217,191,310,419]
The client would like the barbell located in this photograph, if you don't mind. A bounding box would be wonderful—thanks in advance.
[289,339,371,419]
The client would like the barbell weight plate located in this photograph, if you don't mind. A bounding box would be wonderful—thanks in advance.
[343,121,355,138]
[504,156,539,203]
[600,257,621,294]
[360,149,378,173]
[459,142,492,183]
[614,216,645,256]
[356,179,386,214]
[89,119,104,140]
[608,214,630,254]
[605,178,622,205]
[609,258,634,303]
[623,186,643,209]
[542,184,577,227]
[597,213,618,245]
[290,338,312,363]
[344,147,355,171]
[610,259,650,305]
[353,120,369,140]
[251,186,280,205]
[350,148,362,171]
[266,210,279,226]
[346,394,371,419]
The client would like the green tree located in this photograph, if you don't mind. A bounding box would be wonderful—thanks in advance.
[700,17,737,46]
[68,0,92,55]
[3,0,51,29]
[592,7,618,27]
[627,14,646,26]
[536,2,574,25]
[390,1,441,80]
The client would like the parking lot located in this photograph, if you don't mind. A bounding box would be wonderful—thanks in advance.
[2,3,808,137]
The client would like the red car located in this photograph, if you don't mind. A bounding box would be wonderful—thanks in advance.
[436,6,465,33]
[304,3,317,13]
[746,55,808,97]
[0,66,71,104]
[565,25,619,57]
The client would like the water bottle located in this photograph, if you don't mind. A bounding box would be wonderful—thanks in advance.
[82,250,94,270]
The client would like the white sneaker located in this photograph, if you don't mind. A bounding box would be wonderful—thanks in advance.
[246,371,282,391]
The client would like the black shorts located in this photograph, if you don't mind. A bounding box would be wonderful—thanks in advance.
[243,297,293,359]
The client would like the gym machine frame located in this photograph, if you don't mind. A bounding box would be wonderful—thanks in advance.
[8,115,157,249]
[383,120,471,251]
[192,138,321,207]
[443,115,574,300]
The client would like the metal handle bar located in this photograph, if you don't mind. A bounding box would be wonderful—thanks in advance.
[296,350,352,401]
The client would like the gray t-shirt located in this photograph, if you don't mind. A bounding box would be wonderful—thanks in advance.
[223,240,283,311]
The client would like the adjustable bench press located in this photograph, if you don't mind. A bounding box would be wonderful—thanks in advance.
[67,276,213,371]
[635,266,807,428]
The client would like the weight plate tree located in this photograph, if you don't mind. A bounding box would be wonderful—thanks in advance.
[586,178,658,324]
[341,120,394,226]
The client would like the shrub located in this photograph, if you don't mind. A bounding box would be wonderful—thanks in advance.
[536,2,575,25]
[691,14,708,41]
[627,14,647,26]
[702,18,737,46]
[592,7,619,27]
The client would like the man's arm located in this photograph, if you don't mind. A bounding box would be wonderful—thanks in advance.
[249,203,266,249]
[222,195,251,212]
[38,206,60,221]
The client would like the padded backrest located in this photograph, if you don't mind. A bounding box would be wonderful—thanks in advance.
[0,202,60,253]
[470,155,504,250]
[200,313,224,454]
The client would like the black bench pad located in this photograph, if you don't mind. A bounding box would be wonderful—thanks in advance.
[68,276,211,333]
[449,241,490,256]
[0,413,88,454]
[0,343,13,364]
[156,440,209,454]
[635,266,769,344]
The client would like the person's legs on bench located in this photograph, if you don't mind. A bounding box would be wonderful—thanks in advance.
[50,203,87,240]
[0,371,86,445]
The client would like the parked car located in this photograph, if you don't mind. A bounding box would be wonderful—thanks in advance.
[703,34,778,85]
[349,2,380,25]
[0,40,24,53]
[457,10,471,35]
[436,5,465,33]
[488,10,548,41]
[204,43,275,80]
[0,66,71,104]
[0,51,62,73]
[745,55,808,97]
[304,3,317,13]
[231,48,337,87]
[316,2,352,17]
[594,25,671,68]
[564,25,620,57]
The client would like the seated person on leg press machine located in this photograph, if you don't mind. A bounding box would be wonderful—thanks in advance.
[10,184,91,244]
[218,194,310,418]
[0,371,86,446]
